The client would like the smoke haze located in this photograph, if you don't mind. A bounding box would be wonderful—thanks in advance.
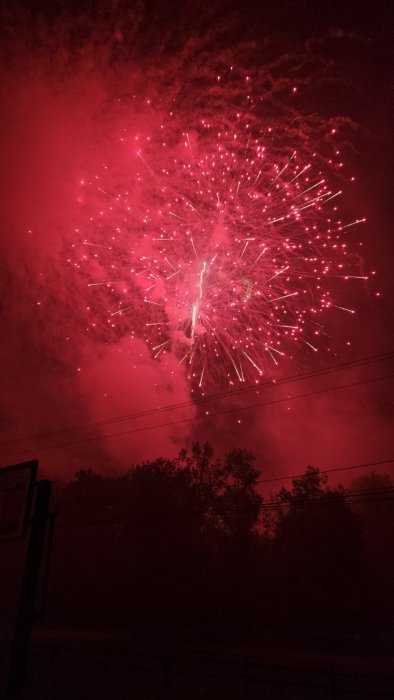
[0,4,392,481]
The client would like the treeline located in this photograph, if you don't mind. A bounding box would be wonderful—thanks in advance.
[48,444,394,639]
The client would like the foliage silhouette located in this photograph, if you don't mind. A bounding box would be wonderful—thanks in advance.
[46,446,394,639]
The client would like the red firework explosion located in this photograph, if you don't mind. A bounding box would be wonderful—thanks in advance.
[73,79,368,390]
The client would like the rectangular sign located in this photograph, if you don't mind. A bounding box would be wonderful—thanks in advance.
[0,461,38,539]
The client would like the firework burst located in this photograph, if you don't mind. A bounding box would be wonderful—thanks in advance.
[74,65,368,391]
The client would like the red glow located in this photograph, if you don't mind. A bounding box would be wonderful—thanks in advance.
[74,90,368,390]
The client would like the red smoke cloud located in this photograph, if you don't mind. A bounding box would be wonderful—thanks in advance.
[0,11,392,481]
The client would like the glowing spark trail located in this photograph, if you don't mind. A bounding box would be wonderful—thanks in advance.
[191,260,208,341]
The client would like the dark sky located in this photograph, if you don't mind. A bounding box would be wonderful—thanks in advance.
[0,0,393,483]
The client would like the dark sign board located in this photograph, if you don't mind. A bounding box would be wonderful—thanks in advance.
[0,461,38,539]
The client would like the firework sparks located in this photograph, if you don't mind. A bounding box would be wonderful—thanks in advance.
[74,67,368,391]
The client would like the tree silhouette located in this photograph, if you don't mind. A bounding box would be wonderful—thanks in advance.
[47,453,391,639]
[349,471,394,631]
[269,467,363,631]
[53,443,263,627]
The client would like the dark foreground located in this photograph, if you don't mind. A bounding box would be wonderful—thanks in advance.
[2,629,394,699]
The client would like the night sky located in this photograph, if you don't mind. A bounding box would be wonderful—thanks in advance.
[0,0,393,483]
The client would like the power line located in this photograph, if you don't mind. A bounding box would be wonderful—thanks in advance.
[3,371,392,458]
[4,373,394,458]
[56,488,394,531]
[256,458,394,485]
[46,453,394,532]
[260,492,394,512]
[45,456,394,531]
[1,350,393,450]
